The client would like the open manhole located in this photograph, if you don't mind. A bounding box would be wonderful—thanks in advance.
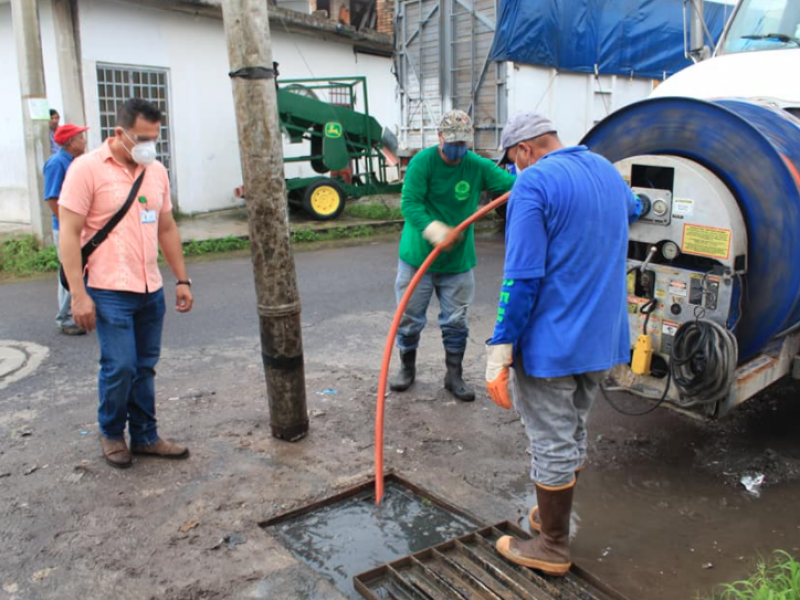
[262,474,481,600]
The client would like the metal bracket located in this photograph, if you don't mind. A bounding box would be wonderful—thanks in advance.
[229,66,275,80]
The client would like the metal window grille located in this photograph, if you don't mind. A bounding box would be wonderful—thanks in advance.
[96,64,174,175]
[328,86,351,107]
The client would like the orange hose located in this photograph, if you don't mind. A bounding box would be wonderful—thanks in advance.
[374,191,511,503]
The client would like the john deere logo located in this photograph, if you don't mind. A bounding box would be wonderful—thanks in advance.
[455,181,471,201]
[325,122,343,138]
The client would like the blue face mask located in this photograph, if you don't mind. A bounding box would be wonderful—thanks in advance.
[442,143,468,162]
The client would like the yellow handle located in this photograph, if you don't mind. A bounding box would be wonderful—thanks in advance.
[631,334,653,376]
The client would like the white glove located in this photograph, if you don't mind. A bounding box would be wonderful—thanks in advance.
[422,220,452,247]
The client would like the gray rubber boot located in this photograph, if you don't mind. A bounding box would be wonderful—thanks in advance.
[444,351,475,402]
[389,350,416,391]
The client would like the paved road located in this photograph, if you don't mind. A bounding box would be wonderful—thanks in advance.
[0,236,504,380]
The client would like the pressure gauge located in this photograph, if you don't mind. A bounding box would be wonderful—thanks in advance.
[662,241,680,261]
[652,198,669,217]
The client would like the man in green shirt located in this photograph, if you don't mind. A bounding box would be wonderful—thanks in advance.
[390,110,516,400]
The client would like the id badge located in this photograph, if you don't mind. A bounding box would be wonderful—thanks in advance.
[140,210,157,224]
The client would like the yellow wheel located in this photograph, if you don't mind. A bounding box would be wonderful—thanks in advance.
[303,179,346,220]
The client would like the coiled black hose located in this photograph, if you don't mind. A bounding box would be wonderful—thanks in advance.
[670,319,738,407]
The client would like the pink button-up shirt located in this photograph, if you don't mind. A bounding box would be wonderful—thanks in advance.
[59,140,172,293]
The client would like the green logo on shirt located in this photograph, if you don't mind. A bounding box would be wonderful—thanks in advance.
[455,181,471,201]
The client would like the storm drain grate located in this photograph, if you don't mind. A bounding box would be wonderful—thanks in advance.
[354,521,631,600]
[262,474,481,600]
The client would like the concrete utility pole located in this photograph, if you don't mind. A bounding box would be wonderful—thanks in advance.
[11,0,52,245]
[221,0,309,441]
[52,0,86,126]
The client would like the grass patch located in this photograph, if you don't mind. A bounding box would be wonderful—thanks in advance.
[290,224,380,244]
[181,225,393,256]
[0,235,59,276]
[344,201,403,221]
[705,551,800,600]
[182,235,250,256]
[1,224,399,278]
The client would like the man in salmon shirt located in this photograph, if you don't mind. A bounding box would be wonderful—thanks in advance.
[59,99,193,469]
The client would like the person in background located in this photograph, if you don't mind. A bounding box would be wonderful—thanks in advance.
[43,123,89,335]
[390,110,516,401]
[49,109,60,155]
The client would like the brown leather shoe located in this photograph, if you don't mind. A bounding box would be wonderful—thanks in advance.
[99,435,132,469]
[130,438,189,459]
[498,480,575,577]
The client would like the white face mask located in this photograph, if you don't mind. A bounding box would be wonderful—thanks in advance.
[131,141,157,166]
[123,130,158,166]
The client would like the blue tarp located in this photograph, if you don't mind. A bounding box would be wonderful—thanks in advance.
[490,0,731,80]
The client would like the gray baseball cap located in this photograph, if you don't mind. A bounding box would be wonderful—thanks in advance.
[497,111,557,164]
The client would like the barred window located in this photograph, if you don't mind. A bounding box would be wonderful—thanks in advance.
[96,63,174,176]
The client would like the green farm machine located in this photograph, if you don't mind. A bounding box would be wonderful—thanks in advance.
[277,76,402,220]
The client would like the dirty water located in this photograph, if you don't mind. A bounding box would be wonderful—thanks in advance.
[267,481,480,600]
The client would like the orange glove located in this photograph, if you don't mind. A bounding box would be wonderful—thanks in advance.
[485,343,513,409]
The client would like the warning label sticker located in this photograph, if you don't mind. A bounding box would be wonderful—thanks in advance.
[668,281,687,297]
[662,320,679,337]
[682,224,731,260]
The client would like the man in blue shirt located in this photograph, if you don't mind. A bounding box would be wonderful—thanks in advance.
[485,112,640,576]
[44,123,89,335]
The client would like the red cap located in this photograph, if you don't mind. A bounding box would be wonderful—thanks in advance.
[54,124,89,146]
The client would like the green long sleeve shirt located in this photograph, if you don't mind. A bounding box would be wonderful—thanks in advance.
[398,146,516,273]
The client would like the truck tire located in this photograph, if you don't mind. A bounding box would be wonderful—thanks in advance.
[303,179,346,221]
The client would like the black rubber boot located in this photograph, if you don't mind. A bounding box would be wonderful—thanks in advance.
[444,351,475,402]
[389,350,416,391]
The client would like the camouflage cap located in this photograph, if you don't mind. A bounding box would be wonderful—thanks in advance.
[438,110,474,144]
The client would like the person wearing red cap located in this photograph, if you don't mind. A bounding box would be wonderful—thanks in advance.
[43,123,89,335]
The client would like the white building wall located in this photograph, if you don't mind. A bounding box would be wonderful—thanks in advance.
[0,0,65,224]
[505,63,656,147]
[0,0,397,222]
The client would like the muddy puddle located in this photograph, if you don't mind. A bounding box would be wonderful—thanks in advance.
[498,416,800,600]
[267,480,480,599]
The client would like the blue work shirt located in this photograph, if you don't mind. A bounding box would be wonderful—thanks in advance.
[43,148,75,231]
[500,146,634,378]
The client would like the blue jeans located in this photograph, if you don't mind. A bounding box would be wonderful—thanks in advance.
[53,230,77,329]
[394,260,475,354]
[88,287,166,446]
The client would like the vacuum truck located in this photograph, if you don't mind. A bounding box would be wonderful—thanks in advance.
[582,0,800,417]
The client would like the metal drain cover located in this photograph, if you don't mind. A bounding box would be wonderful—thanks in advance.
[354,521,631,600]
